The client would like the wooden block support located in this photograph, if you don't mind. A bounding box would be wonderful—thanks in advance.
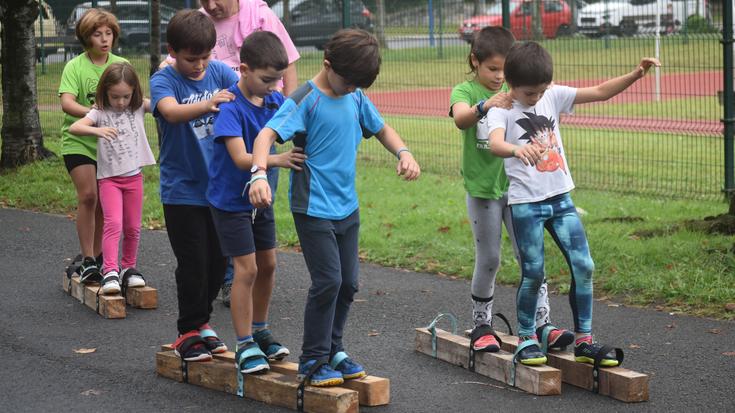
[125,286,158,309]
[61,273,125,319]
[414,328,561,396]
[161,344,389,406]
[156,350,358,413]
[489,330,649,402]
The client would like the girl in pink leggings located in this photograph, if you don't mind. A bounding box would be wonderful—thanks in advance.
[70,62,155,294]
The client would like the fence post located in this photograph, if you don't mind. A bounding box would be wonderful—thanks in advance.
[343,0,351,28]
[723,0,735,198]
[429,0,435,47]
[502,0,510,29]
[39,1,46,75]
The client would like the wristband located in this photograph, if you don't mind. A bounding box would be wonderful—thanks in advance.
[249,174,268,185]
[475,99,487,118]
[511,148,517,158]
[396,147,410,159]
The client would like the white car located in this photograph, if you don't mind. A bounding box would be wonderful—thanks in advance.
[577,0,709,36]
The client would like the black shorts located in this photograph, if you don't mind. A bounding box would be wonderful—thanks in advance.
[63,154,96,173]
[209,205,276,257]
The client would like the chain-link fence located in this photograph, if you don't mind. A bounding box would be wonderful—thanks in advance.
[19,0,733,200]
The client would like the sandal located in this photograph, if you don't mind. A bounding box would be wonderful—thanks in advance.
[536,323,575,353]
[253,328,290,360]
[199,324,228,354]
[235,342,269,374]
[469,324,502,352]
[173,331,212,362]
[514,337,547,366]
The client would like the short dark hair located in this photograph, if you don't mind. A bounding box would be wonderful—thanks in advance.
[324,29,381,89]
[96,62,144,111]
[504,41,553,87]
[76,8,120,49]
[240,31,289,71]
[166,9,216,54]
[468,26,515,73]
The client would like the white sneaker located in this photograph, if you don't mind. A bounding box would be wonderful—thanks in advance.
[101,271,121,295]
[121,268,146,288]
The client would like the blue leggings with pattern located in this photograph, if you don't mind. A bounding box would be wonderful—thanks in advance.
[510,192,595,337]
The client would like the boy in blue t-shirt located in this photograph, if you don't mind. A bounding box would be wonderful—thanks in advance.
[249,29,421,387]
[207,31,306,375]
[150,10,238,362]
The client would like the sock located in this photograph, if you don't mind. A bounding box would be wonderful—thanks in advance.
[252,322,268,333]
[237,335,254,349]
[471,294,493,327]
[575,334,592,346]
[534,280,551,326]
[518,334,538,344]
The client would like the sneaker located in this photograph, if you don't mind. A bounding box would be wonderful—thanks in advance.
[221,283,232,308]
[536,324,575,351]
[199,324,227,354]
[101,271,121,295]
[470,324,501,352]
[253,329,290,361]
[516,336,548,365]
[330,352,366,380]
[173,331,212,362]
[235,341,269,374]
[298,359,344,387]
[574,337,620,367]
[79,256,102,284]
[120,267,146,288]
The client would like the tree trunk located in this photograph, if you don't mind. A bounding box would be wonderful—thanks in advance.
[149,0,160,77]
[110,0,117,15]
[375,0,387,48]
[532,0,543,40]
[472,0,484,16]
[283,0,290,26]
[729,192,735,215]
[0,0,54,169]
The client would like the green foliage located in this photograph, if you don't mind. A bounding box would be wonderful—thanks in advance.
[684,15,718,34]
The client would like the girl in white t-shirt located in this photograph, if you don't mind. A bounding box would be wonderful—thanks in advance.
[70,62,156,294]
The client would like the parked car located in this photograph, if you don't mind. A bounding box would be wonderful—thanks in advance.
[577,0,709,37]
[65,1,176,53]
[270,0,373,49]
[459,0,576,41]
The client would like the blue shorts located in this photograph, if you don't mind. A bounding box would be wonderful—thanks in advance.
[209,205,276,257]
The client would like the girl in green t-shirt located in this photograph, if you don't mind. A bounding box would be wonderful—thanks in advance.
[449,26,573,355]
[59,9,128,284]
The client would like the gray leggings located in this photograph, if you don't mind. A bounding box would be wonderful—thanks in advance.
[467,194,550,326]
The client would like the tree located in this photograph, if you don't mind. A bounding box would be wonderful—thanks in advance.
[149,0,160,76]
[0,0,54,169]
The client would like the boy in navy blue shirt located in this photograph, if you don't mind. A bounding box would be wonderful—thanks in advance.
[207,31,306,375]
[150,9,238,362]
[249,29,421,386]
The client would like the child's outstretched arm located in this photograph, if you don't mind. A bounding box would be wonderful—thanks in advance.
[488,127,544,166]
[143,98,152,113]
[574,58,661,104]
[249,127,280,208]
[375,123,421,181]
[224,137,306,171]
[155,89,235,123]
[452,93,513,130]
[69,117,118,141]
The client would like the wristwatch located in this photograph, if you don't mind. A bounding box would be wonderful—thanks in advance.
[250,164,266,174]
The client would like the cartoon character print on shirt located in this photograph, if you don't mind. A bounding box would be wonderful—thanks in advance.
[85,77,99,104]
[516,111,566,174]
[183,89,221,140]
[476,116,490,150]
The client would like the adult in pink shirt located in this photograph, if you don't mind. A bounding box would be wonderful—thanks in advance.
[162,0,300,95]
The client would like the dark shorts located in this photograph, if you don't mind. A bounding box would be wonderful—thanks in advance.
[63,154,96,173]
[209,205,276,257]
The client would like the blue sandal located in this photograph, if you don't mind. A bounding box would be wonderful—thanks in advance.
[235,342,269,374]
[199,324,227,354]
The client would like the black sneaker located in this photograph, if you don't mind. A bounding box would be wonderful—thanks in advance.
[516,336,547,365]
[574,338,620,367]
[79,256,102,284]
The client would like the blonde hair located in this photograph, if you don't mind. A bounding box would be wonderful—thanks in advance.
[96,62,144,111]
[75,8,120,49]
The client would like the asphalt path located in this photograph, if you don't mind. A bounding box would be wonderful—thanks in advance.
[1,207,733,412]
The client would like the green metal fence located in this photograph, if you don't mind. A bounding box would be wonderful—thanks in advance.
[19,0,734,200]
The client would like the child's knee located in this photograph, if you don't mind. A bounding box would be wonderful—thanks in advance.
[310,276,342,303]
[78,191,97,208]
[572,255,595,280]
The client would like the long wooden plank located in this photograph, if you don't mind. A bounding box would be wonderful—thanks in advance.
[477,330,648,402]
[161,344,389,406]
[125,285,158,309]
[61,273,125,319]
[414,328,561,396]
[156,350,358,413]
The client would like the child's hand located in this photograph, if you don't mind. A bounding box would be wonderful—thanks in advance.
[512,143,545,166]
[206,90,236,112]
[396,151,420,180]
[276,147,307,171]
[636,58,661,78]
[249,178,272,208]
[487,92,513,110]
[96,127,118,141]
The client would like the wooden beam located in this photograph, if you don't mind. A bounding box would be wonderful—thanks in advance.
[414,328,561,396]
[125,286,157,309]
[156,350,359,413]
[161,344,389,406]
[471,330,649,402]
[61,273,125,319]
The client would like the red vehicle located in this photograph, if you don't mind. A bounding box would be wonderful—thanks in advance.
[459,0,573,41]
